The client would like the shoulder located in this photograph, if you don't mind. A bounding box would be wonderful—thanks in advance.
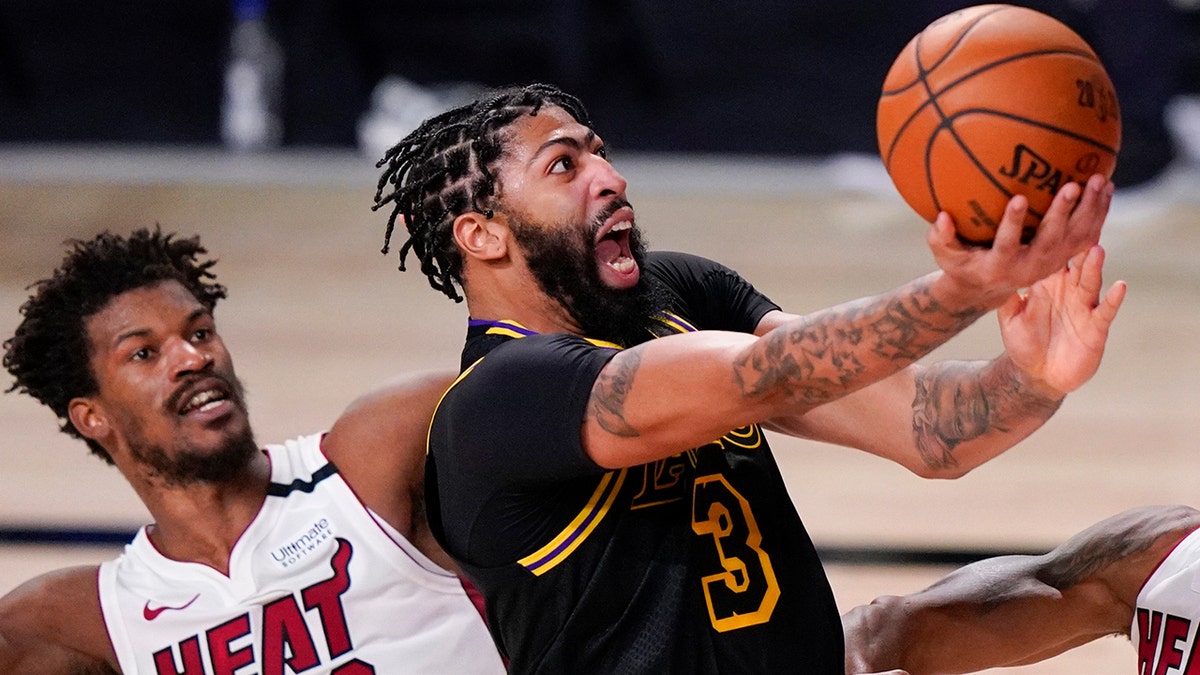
[326,369,457,453]
[0,565,103,639]
[644,250,730,280]
[0,565,116,671]
[458,333,615,386]
[645,251,779,333]
[435,335,611,468]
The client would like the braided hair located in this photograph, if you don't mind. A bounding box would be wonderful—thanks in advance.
[3,227,227,464]
[372,83,591,302]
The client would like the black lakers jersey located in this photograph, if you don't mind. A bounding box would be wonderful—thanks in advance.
[426,251,844,673]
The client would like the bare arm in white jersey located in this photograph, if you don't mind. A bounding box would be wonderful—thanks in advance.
[0,370,462,675]
[322,369,459,572]
[843,505,1200,674]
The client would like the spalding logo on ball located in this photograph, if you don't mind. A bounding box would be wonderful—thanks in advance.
[877,4,1121,244]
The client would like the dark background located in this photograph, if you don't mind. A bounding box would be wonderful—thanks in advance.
[1,1,1195,184]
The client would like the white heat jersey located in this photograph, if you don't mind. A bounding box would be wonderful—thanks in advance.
[98,433,505,674]
[1131,526,1200,675]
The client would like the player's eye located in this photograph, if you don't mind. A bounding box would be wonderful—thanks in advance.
[596,145,608,160]
[192,328,212,342]
[549,156,573,174]
[131,347,152,362]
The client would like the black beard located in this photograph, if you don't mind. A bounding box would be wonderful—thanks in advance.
[132,432,259,487]
[129,376,259,486]
[509,204,669,347]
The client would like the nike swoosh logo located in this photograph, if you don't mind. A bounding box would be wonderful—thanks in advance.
[143,594,200,621]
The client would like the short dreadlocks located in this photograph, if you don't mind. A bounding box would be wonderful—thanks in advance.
[372,83,591,302]
[3,227,227,464]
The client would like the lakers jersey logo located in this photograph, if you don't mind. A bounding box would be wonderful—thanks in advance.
[630,425,763,510]
[708,424,763,451]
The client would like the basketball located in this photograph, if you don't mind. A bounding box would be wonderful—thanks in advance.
[876,4,1121,244]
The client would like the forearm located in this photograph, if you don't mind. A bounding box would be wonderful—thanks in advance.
[846,558,1111,675]
[847,596,1061,675]
[587,271,1012,467]
[847,509,1186,674]
[909,354,1062,476]
[735,271,994,412]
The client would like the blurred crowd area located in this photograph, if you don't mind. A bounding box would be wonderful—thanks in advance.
[0,0,1197,187]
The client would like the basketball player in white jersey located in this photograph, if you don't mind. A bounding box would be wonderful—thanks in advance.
[0,228,505,674]
[843,503,1200,675]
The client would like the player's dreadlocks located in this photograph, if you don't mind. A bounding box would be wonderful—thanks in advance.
[372,83,591,302]
[3,227,227,464]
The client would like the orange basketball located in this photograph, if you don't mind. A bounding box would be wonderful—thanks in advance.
[877,4,1121,244]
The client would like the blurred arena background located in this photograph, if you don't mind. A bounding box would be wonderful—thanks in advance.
[2,1,1200,672]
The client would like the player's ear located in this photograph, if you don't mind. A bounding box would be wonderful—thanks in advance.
[68,397,110,443]
[453,210,509,262]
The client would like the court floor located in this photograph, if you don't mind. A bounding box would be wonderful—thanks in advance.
[1,148,1196,673]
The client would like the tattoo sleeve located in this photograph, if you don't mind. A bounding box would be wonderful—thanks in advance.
[588,349,642,437]
[912,358,1063,471]
[733,274,985,406]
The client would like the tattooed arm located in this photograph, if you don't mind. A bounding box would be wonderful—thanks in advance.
[757,240,1123,478]
[843,505,1200,674]
[580,176,1113,468]
[762,353,1061,477]
[582,177,1117,470]
[584,269,989,467]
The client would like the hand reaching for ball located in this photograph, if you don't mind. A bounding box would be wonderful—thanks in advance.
[877,4,1122,245]
[926,173,1114,307]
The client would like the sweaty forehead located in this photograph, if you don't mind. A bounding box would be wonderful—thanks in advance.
[501,105,595,161]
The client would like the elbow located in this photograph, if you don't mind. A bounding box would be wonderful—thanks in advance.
[903,437,1002,479]
[906,459,975,481]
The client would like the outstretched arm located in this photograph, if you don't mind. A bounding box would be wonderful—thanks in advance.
[0,566,117,674]
[843,505,1200,674]
[764,237,1123,478]
[583,175,1112,470]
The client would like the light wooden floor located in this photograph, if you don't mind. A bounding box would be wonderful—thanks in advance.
[2,149,1196,673]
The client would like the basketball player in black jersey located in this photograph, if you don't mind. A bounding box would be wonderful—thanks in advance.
[373,83,1124,673]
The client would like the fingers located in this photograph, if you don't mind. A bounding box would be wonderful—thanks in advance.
[991,194,1030,252]
[927,211,960,249]
[1033,180,1083,245]
[1096,279,1127,325]
[1022,175,1111,254]
[1065,175,1112,251]
[1073,245,1126,321]
[1062,245,1124,335]
[928,177,1116,305]
[1072,245,1104,301]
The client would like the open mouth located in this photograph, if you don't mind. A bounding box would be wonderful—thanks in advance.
[174,380,233,417]
[594,206,638,280]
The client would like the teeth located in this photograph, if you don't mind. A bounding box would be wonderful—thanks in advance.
[597,220,633,243]
[183,389,224,413]
[607,257,636,273]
